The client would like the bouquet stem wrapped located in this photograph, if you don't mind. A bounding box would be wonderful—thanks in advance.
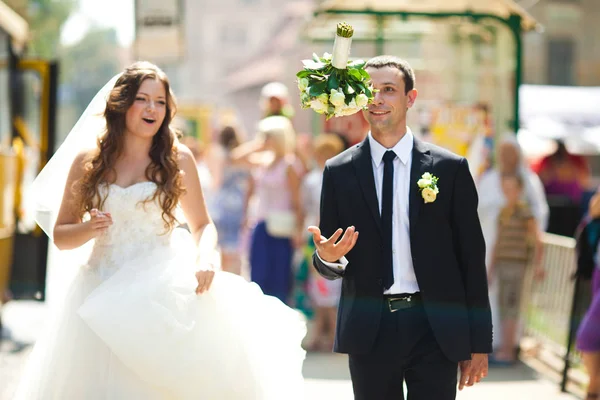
[331,22,353,69]
[297,22,374,120]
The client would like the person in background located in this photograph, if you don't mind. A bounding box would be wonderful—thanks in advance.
[576,189,600,400]
[534,140,591,205]
[260,82,295,120]
[210,126,249,275]
[488,174,545,365]
[299,133,345,351]
[231,116,303,303]
[477,134,549,353]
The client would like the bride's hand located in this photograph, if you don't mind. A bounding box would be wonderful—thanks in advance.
[87,209,113,237]
[195,270,215,295]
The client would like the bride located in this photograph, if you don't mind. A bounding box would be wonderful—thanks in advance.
[14,61,306,399]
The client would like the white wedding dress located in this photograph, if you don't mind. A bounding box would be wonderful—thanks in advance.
[15,182,306,399]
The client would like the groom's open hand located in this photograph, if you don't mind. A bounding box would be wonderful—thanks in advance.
[458,353,488,390]
[307,226,359,263]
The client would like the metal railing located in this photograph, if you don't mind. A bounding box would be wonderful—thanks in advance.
[524,233,576,349]
[523,232,592,391]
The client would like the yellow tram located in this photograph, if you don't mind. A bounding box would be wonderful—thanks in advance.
[0,0,58,313]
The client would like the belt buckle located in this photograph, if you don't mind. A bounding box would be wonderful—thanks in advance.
[388,296,411,312]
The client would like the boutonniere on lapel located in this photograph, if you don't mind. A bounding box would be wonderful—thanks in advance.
[417,172,439,204]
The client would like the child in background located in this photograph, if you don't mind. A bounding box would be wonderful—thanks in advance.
[489,174,545,364]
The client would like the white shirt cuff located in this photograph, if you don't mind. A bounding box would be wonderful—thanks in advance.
[316,251,348,271]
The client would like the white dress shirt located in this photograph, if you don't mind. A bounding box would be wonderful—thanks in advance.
[318,129,420,295]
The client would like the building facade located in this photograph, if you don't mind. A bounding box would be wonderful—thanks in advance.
[522,0,600,86]
[169,0,299,104]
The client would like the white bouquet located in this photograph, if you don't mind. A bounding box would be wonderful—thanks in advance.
[297,22,375,120]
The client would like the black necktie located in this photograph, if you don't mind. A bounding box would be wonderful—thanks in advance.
[381,150,396,290]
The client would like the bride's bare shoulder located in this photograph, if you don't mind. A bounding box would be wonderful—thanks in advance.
[175,142,196,167]
[175,141,193,157]
[69,148,98,177]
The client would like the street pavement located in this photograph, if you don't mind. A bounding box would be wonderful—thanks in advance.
[302,351,581,400]
[0,246,584,400]
[1,299,583,400]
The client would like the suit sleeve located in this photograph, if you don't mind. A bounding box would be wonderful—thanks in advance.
[312,164,345,280]
[452,158,493,354]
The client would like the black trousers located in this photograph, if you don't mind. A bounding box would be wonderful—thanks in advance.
[349,300,458,400]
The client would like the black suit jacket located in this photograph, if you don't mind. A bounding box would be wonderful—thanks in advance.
[313,136,493,362]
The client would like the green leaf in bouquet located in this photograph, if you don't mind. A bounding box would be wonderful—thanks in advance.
[309,81,328,97]
[349,81,373,101]
[344,92,354,104]
[327,73,340,92]
[359,69,371,80]
[348,60,366,69]
[296,70,312,79]
[333,70,345,84]
[348,68,363,81]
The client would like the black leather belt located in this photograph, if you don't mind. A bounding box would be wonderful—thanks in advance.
[384,293,422,312]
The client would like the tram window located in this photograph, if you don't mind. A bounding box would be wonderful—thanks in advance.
[0,68,9,148]
[16,70,43,234]
[0,31,9,149]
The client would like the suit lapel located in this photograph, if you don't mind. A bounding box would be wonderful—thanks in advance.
[409,138,433,238]
[351,138,382,237]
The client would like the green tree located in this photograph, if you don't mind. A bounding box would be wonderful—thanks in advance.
[4,0,76,58]
[57,27,122,134]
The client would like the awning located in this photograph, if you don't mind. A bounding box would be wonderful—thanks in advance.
[0,0,29,54]
[518,85,600,156]
[520,85,600,128]
[314,0,539,31]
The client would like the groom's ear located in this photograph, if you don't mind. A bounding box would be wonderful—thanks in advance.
[407,89,418,109]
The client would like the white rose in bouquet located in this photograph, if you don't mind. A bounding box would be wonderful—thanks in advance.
[356,93,369,108]
[309,93,330,114]
[329,89,346,107]
[335,98,360,117]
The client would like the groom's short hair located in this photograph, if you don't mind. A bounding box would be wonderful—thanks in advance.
[365,56,415,94]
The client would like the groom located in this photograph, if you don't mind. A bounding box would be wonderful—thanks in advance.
[309,56,492,400]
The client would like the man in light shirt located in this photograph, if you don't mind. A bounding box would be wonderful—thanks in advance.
[308,56,492,400]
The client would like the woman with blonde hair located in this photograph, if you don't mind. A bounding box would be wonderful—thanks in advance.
[232,115,303,303]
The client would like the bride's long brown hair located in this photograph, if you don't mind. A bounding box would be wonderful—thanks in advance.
[75,61,184,230]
